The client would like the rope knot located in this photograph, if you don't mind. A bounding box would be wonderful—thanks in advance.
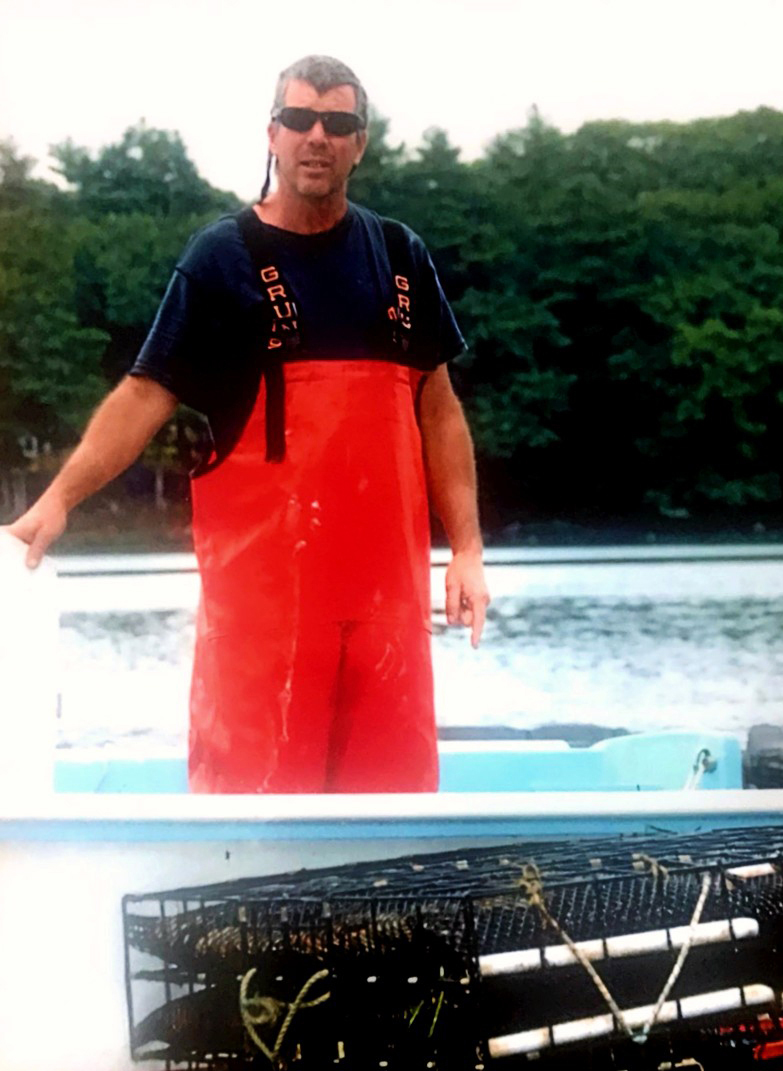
[632,853,670,881]
[516,862,545,910]
[239,966,331,1064]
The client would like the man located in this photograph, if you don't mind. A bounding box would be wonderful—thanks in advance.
[7,55,489,793]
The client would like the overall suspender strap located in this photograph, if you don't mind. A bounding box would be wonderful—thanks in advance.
[381,217,442,369]
[235,207,301,462]
[234,207,423,462]
[380,219,415,357]
[261,360,286,462]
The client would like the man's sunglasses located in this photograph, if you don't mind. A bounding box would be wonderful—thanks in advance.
[273,107,365,137]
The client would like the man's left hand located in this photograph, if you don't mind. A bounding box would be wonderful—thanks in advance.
[445,551,491,649]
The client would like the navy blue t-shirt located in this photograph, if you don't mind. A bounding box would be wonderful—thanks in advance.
[131,202,465,418]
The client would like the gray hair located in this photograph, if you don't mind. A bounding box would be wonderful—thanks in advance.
[272,55,368,127]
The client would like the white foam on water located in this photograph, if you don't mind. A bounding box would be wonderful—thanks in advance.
[53,555,783,753]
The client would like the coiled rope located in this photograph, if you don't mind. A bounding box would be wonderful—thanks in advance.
[239,966,331,1064]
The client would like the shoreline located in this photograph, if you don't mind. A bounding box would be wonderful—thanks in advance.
[37,514,783,556]
[7,486,783,553]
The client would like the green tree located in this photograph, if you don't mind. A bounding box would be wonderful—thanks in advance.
[0,209,108,478]
[51,122,240,217]
[349,109,407,216]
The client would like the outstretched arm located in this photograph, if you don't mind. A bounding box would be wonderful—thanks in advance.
[419,364,490,648]
[6,375,178,566]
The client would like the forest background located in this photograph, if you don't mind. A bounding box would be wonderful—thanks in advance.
[2,106,783,549]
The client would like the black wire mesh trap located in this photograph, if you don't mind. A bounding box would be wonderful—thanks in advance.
[123,825,783,1070]
[124,893,482,1070]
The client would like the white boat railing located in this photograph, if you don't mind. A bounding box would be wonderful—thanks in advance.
[3,787,783,840]
[51,543,783,574]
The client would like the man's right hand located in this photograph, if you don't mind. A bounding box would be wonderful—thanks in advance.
[4,496,67,568]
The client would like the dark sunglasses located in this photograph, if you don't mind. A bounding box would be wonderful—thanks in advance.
[273,106,365,137]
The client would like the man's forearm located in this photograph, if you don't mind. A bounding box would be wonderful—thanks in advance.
[41,376,178,512]
[419,367,483,554]
[6,375,178,565]
[419,365,490,646]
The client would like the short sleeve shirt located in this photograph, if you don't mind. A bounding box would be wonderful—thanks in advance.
[130,203,465,419]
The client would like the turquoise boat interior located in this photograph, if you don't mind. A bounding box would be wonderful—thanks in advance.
[53,728,743,793]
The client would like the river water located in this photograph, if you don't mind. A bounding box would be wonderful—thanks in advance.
[54,549,783,753]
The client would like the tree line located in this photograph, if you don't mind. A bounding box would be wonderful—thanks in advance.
[2,108,783,533]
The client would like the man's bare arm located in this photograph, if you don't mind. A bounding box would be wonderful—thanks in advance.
[419,364,490,647]
[6,375,178,566]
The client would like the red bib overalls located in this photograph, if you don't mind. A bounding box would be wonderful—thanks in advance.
[188,358,437,793]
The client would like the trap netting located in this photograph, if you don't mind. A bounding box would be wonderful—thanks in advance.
[123,825,783,1070]
[125,895,481,1070]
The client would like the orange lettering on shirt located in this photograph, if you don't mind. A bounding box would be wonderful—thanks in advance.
[266,284,287,301]
[395,275,410,292]
[260,267,279,283]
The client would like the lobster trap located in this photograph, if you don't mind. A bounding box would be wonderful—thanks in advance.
[123,825,783,1070]
[124,892,481,1069]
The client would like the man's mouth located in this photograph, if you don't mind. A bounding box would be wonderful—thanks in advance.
[300,159,331,170]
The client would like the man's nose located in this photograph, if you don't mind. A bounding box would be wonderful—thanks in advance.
[306,118,329,140]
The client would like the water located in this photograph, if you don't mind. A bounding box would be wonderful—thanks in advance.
[55,551,783,753]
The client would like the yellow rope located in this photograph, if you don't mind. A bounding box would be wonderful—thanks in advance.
[428,990,445,1039]
[516,860,714,1046]
[633,853,670,881]
[239,966,330,1064]
[516,863,633,1037]
[637,873,712,1039]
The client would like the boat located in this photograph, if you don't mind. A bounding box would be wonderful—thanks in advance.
[4,727,783,1071]
[2,540,783,1068]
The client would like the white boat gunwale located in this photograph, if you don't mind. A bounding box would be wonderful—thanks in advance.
[4,788,783,841]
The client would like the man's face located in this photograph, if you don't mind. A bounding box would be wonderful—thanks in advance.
[268,79,367,201]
